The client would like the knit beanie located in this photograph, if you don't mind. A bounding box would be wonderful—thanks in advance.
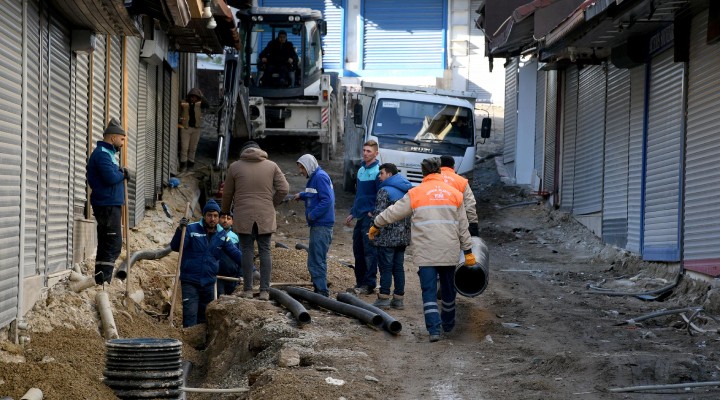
[421,157,441,177]
[440,155,455,168]
[241,141,260,153]
[104,117,125,136]
[203,199,221,215]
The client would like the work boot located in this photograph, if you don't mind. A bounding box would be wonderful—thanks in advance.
[373,293,391,309]
[429,334,441,343]
[390,295,404,310]
[259,291,270,301]
[179,161,187,173]
[241,290,253,299]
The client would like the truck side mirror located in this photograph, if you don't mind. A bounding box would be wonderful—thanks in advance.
[480,117,491,138]
[353,103,363,126]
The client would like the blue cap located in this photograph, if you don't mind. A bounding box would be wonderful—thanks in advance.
[203,199,221,215]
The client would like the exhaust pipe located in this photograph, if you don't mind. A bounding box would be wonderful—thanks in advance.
[268,288,311,325]
[336,293,402,335]
[283,286,383,328]
[115,245,172,281]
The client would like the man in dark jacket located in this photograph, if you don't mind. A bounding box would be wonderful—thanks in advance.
[294,154,335,296]
[170,199,243,328]
[258,30,299,86]
[370,163,411,309]
[86,118,131,284]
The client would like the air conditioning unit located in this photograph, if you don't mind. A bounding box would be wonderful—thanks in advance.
[140,29,168,65]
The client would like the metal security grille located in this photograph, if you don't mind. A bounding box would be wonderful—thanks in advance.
[71,54,90,221]
[0,0,23,328]
[626,65,645,254]
[503,57,518,167]
[134,59,147,224]
[642,49,684,261]
[603,64,630,247]
[534,69,546,182]
[92,35,107,145]
[161,67,171,191]
[108,35,122,124]
[125,37,141,227]
[543,70,558,194]
[170,72,179,176]
[362,0,445,70]
[683,9,720,272]
[145,63,158,206]
[559,66,578,212]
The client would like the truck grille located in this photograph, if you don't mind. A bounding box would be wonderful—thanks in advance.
[401,169,424,185]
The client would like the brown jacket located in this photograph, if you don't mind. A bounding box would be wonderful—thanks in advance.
[221,148,289,234]
[374,173,471,267]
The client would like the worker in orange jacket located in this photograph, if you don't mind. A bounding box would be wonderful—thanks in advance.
[369,157,475,342]
[440,155,479,236]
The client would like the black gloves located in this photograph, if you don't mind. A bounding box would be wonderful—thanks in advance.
[179,217,189,227]
[468,223,479,237]
[122,167,132,183]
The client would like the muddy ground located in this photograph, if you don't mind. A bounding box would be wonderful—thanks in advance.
[2,109,720,399]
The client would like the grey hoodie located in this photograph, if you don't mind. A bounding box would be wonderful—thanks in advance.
[297,154,319,176]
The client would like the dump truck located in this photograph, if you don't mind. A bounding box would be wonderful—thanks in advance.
[343,81,490,191]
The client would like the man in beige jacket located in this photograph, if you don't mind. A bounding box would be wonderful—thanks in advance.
[179,88,207,172]
[221,141,289,300]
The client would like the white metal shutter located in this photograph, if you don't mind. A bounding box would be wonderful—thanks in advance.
[145,63,158,206]
[560,66,579,212]
[603,64,630,247]
[362,0,444,70]
[573,64,606,215]
[626,65,645,254]
[534,69,546,180]
[72,54,90,221]
[642,49,684,261]
[24,0,42,279]
[684,10,720,273]
[108,36,122,122]
[543,70,558,193]
[125,37,142,227]
[503,57,518,167]
[135,60,147,223]
[46,15,72,273]
[170,71,179,176]
[0,0,23,328]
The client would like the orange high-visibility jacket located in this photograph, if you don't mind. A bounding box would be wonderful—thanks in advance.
[440,166,478,224]
[374,173,472,267]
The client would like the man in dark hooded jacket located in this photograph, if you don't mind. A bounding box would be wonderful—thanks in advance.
[370,163,412,309]
[294,154,335,296]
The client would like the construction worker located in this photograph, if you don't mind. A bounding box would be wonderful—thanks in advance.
[86,118,131,284]
[369,157,475,342]
[216,211,241,296]
[170,199,243,328]
[440,155,479,236]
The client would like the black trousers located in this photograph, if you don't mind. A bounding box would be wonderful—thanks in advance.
[93,205,123,284]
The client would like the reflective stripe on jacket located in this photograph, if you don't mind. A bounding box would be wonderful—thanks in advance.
[441,166,478,224]
[374,173,472,267]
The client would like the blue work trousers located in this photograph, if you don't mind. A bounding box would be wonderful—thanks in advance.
[308,226,333,296]
[352,216,377,288]
[417,266,456,335]
[181,281,215,328]
[376,246,406,296]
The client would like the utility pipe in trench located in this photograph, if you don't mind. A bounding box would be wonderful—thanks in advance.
[336,293,402,334]
[20,388,43,400]
[283,286,383,328]
[96,291,120,340]
[115,245,172,281]
[268,288,311,324]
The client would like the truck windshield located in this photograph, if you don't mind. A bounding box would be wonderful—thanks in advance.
[371,99,474,147]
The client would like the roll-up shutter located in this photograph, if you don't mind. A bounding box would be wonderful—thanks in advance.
[572,65,606,215]
[135,61,147,223]
[603,64,630,247]
[71,54,90,220]
[170,71,179,176]
[24,0,42,279]
[92,36,107,145]
[534,69,546,180]
[642,49,684,261]
[0,0,23,328]
[543,70,558,194]
[108,36,122,122]
[684,10,720,274]
[362,0,445,70]
[161,67,172,190]
[503,57,518,167]
[145,63,158,206]
[125,38,142,226]
[560,66,578,212]
[261,0,344,71]
[626,66,645,253]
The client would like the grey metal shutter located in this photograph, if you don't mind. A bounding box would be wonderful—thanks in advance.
[560,66,579,212]
[573,64,606,215]
[260,0,344,70]
[0,0,23,328]
[170,71,179,176]
[125,37,142,226]
[46,15,72,273]
[135,59,147,223]
[642,49,684,261]
[71,54,90,221]
[145,63,158,206]
[92,35,107,145]
[534,69,546,181]
[362,0,444,70]
[603,64,630,247]
[108,35,123,122]
[161,67,171,190]
[543,70,558,194]
[626,65,645,254]
[684,9,720,273]
[503,57,518,167]
[24,0,42,279]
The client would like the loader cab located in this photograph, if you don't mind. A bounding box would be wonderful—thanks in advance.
[236,7,324,99]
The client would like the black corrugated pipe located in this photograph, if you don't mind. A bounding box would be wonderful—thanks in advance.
[283,286,383,328]
[115,245,172,281]
[268,287,311,324]
[336,293,402,335]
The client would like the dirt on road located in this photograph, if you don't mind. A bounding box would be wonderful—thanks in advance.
[1,133,720,400]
